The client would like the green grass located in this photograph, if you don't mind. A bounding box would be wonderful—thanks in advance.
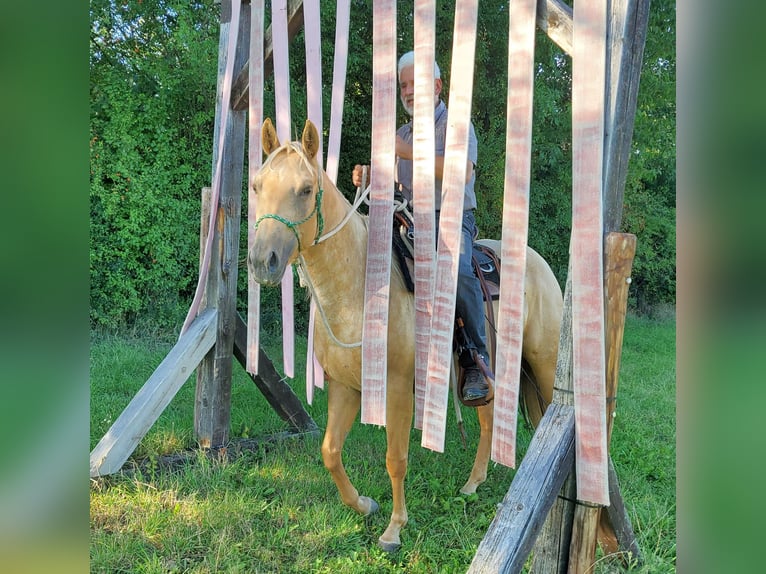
[90,314,675,573]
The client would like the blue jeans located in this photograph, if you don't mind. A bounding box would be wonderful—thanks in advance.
[434,209,489,368]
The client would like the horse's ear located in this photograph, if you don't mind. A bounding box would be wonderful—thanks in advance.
[301,119,319,160]
[262,118,280,156]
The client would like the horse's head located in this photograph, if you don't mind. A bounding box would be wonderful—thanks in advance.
[249,118,324,286]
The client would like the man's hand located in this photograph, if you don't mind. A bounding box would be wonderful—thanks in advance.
[395,135,413,160]
[352,164,369,188]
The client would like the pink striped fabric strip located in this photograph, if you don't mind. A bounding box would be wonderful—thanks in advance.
[490,0,538,469]
[360,0,397,426]
[572,0,609,506]
[412,0,437,431]
[421,0,478,452]
[246,0,265,374]
[272,0,295,379]
[324,0,350,185]
[303,0,324,395]
[180,0,242,337]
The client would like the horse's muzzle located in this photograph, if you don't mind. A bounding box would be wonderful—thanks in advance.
[248,240,295,286]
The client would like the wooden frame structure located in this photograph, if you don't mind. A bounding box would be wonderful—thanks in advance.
[91,0,651,571]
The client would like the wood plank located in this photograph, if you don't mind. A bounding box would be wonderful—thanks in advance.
[324,0,351,184]
[603,457,643,563]
[535,0,573,56]
[596,232,639,558]
[491,0,537,469]
[303,0,324,395]
[466,403,576,573]
[271,0,295,379]
[232,313,318,434]
[231,0,304,111]
[412,0,436,430]
[421,0,479,452]
[602,0,651,232]
[90,309,218,477]
[571,0,609,506]
[530,267,574,574]
[194,0,248,449]
[360,0,396,426]
[247,0,264,375]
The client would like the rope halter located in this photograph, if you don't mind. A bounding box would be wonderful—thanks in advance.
[253,166,325,253]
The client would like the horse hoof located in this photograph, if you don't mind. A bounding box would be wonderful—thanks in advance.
[377,539,401,553]
[360,496,379,516]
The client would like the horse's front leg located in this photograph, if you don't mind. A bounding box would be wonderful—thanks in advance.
[322,380,379,516]
[461,402,494,494]
[378,379,414,552]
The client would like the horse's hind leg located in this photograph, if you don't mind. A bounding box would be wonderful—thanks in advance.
[461,402,494,494]
[321,380,378,516]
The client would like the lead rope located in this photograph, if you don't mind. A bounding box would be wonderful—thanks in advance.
[296,254,362,348]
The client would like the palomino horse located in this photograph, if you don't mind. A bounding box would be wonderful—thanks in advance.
[249,118,563,552]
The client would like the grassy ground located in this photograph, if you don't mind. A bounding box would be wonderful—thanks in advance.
[90,313,675,573]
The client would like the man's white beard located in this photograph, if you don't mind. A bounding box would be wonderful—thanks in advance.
[401,98,413,116]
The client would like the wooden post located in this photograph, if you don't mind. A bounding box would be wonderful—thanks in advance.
[195,0,250,449]
[568,233,639,573]
[530,270,575,574]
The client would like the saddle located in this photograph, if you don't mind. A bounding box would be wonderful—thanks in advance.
[391,195,499,407]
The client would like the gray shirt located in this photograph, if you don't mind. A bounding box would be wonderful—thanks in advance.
[395,100,478,211]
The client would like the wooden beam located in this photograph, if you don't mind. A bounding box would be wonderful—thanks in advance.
[195,1,249,449]
[530,266,574,574]
[602,0,651,232]
[90,309,218,478]
[536,0,573,55]
[232,313,319,434]
[231,0,304,111]
[467,403,575,573]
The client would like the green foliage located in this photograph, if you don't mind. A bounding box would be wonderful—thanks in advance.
[90,0,675,328]
[90,0,220,328]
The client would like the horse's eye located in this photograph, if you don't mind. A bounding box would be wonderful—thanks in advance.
[300,185,313,197]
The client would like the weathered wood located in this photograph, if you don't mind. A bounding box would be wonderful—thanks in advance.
[569,500,601,573]
[603,457,643,563]
[602,0,651,232]
[597,232,640,558]
[232,313,318,434]
[195,1,249,449]
[90,309,218,477]
[536,0,573,55]
[231,0,304,111]
[530,266,574,574]
[467,403,575,574]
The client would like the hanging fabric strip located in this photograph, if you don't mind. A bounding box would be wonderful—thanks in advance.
[325,0,351,184]
[247,0,265,374]
[272,0,295,378]
[360,0,397,426]
[489,0,538,469]
[303,0,324,398]
[421,0,478,452]
[412,0,436,431]
[572,0,609,506]
[180,0,242,337]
